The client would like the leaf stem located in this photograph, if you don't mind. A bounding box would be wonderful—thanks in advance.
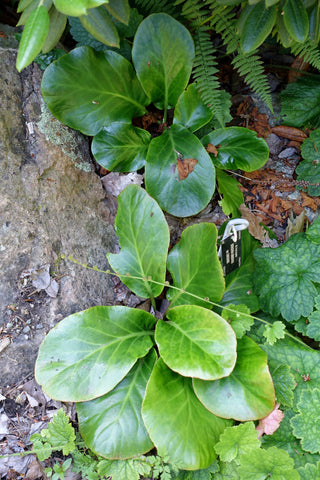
[64,255,310,349]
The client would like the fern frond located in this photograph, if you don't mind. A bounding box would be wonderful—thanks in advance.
[205,0,238,54]
[131,0,180,17]
[232,50,273,111]
[193,27,231,127]
[290,39,320,71]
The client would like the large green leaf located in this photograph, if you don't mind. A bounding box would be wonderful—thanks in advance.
[296,128,320,196]
[201,127,269,171]
[16,5,50,71]
[145,124,215,217]
[166,223,224,308]
[142,359,231,470]
[91,123,151,172]
[156,305,237,380]
[239,2,277,54]
[79,6,120,48]
[173,84,213,133]
[77,350,156,459]
[107,185,170,298]
[283,0,309,43]
[35,306,156,402]
[132,13,194,109]
[193,336,275,421]
[253,233,320,322]
[41,46,149,136]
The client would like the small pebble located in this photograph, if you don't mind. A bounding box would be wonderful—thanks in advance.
[24,335,29,340]
[278,147,297,159]
[6,322,13,329]
[288,191,301,200]
[36,323,43,329]
[22,326,30,333]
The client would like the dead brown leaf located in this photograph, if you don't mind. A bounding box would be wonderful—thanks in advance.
[288,57,310,83]
[239,204,275,245]
[286,210,305,238]
[256,403,284,438]
[271,125,307,142]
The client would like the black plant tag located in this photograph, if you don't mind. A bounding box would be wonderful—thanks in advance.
[220,231,242,276]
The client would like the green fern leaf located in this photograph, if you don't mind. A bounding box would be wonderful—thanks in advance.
[232,50,273,111]
[290,39,320,71]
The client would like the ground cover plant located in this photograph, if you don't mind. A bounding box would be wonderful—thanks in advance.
[10,1,320,479]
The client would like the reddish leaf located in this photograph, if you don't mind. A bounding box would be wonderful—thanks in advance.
[256,403,284,438]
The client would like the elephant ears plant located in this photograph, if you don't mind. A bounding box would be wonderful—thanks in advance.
[40,13,269,217]
[35,185,276,471]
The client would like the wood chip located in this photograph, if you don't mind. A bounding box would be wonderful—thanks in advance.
[271,126,307,142]
[0,337,10,353]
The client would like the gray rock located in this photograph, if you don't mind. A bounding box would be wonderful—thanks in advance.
[278,147,297,159]
[266,133,283,155]
[0,25,116,387]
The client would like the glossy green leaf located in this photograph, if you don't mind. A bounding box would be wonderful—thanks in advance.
[105,0,130,24]
[291,388,320,453]
[239,2,277,54]
[145,124,215,217]
[173,84,213,133]
[53,0,87,16]
[17,0,52,26]
[201,127,269,172]
[16,6,50,72]
[253,233,320,322]
[296,128,320,196]
[17,0,34,13]
[41,46,149,136]
[80,6,120,48]
[276,8,292,48]
[238,446,300,480]
[194,336,275,421]
[216,169,243,217]
[156,305,237,380]
[283,0,309,43]
[35,306,156,402]
[91,123,151,172]
[77,350,156,459]
[142,359,231,470]
[266,0,280,5]
[166,223,224,308]
[132,13,194,109]
[214,422,260,463]
[42,6,67,53]
[107,185,169,298]
[309,4,320,44]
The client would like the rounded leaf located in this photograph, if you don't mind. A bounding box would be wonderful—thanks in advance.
[145,124,215,217]
[201,127,269,171]
[16,5,50,71]
[41,46,149,136]
[156,305,237,380]
[194,336,276,421]
[166,223,225,308]
[132,13,194,109]
[239,2,277,54]
[107,185,170,298]
[105,0,130,24]
[92,123,150,172]
[142,359,231,470]
[35,306,156,402]
[173,84,213,133]
[283,0,309,43]
[77,350,156,459]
